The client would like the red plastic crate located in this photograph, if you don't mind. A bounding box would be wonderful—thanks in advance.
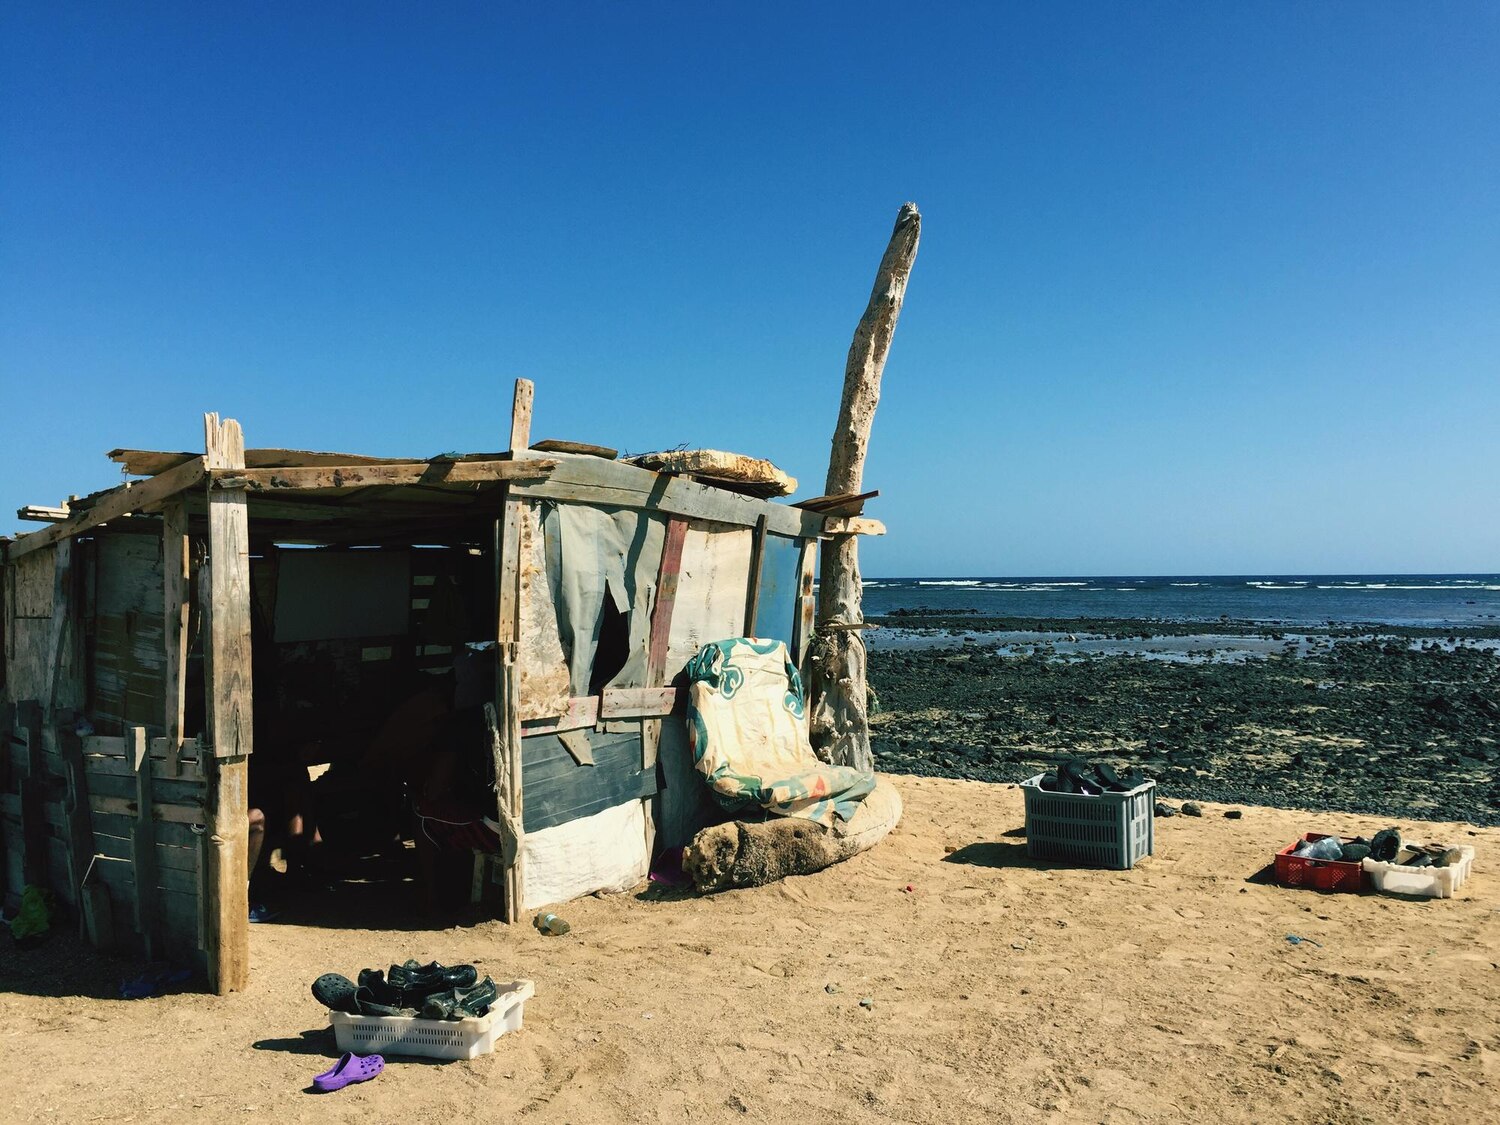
[1274,833,1367,893]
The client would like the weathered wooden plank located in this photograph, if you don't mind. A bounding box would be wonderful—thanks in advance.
[5,456,207,562]
[598,686,682,720]
[94,832,198,872]
[92,852,200,897]
[129,726,160,957]
[793,489,879,515]
[90,812,200,848]
[510,453,824,539]
[208,459,556,492]
[509,378,535,453]
[821,516,885,537]
[17,505,70,522]
[642,517,688,771]
[519,695,601,736]
[794,538,818,671]
[495,378,532,923]
[202,413,251,994]
[89,794,205,823]
[162,498,189,778]
[18,701,48,888]
[556,728,595,767]
[521,728,655,833]
[56,724,105,943]
[83,753,205,783]
[82,734,202,761]
[496,512,525,923]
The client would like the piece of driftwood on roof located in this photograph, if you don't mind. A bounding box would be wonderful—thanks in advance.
[793,489,879,517]
[512,453,824,538]
[625,449,797,498]
[530,439,617,459]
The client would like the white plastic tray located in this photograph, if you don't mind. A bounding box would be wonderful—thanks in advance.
[1362,847,1475,899]
[329,979,534,1060]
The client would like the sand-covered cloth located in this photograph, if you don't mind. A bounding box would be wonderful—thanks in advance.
[686,637,875,828]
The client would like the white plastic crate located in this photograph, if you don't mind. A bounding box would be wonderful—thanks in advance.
[1362,847,1475,899]
[329,979,534,1060]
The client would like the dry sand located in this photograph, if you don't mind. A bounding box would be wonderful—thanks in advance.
[2,774,1497,1124]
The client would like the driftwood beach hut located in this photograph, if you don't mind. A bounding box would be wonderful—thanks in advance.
[1,389,884,991]
[1,202,919,996]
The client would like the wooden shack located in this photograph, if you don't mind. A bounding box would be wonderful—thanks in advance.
[0,382,883,993]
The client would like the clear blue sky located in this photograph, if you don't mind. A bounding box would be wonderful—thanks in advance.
[3,3,1496,576]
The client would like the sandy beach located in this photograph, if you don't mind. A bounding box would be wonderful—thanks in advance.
[2,774,1496,1124]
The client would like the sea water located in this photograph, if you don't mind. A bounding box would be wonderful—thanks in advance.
[859,575,1500,629]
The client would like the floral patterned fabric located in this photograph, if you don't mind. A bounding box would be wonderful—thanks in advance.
[685,638,875,829]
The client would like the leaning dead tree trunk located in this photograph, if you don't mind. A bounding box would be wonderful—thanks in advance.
[810,202,921,772]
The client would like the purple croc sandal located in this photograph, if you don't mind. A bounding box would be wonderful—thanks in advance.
[312,1052,384,1092]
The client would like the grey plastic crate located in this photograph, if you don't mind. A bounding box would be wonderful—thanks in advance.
[1020,773,1155,869]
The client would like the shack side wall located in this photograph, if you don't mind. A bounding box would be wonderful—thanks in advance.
[2,532,209,967]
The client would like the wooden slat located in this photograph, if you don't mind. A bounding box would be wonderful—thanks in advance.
[519,695,601,736]
[822,516,885,537]
[208,459,556,492]
[56,723,107,945]
[18,700,48,889]
[598,686,682,720]
[162,498,189,778]
[510,453,825,539]
[201,413,250,994]
[89,795,204,823]
[793,489,879,515]
[17,505,69,522]
[128,727,160,957]
[5,456,206,561]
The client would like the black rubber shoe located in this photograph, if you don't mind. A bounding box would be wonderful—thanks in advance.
[354,985,417,1017]
[420,976,498,1020]
[389,960,479,1000]
[1369,828,1402,863]
[311,973,358,1013]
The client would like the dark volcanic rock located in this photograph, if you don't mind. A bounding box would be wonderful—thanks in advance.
[868,626,1500,827]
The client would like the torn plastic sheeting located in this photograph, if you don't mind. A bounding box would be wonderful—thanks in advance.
[521,797,651,910]
[547,503,664,694]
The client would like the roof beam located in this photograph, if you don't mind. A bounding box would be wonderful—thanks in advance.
[6,456,207,561]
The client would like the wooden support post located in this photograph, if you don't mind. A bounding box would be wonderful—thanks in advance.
[793,538,818,673]
[162,498,189,778]
[57,718,109,945]
[642,517,688,771]
[17,700,47,889]
[201,413,252,993]
[128,726,159,958]
[495,379,533,922]
[810,203,920,772]
[509,377,535,453]
[744,514,768,638]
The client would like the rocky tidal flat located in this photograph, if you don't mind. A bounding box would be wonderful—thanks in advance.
[867,619,1500,825]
